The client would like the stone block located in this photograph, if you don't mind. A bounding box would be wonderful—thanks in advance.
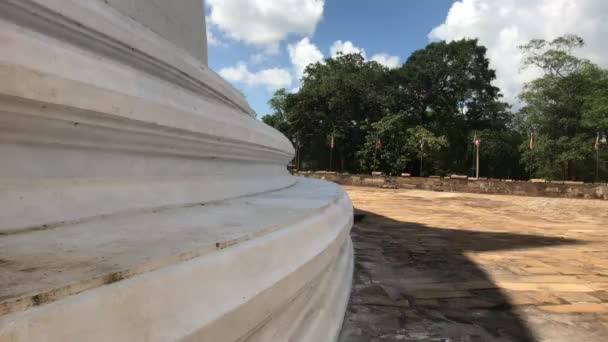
[363,178,386,185]
[380,184,398,189]
[503,282,596,292]
[540,303,608,313]
[554,292,602,303]
[399,184,417,189]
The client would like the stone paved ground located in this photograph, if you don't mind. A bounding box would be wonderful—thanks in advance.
[338,187,608,342]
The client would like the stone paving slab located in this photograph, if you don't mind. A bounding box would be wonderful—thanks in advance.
[339,187,608,342]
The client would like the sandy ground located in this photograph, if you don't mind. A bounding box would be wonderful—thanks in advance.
[339,187,608,342]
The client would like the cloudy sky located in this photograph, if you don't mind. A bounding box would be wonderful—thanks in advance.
[206,0,608,117]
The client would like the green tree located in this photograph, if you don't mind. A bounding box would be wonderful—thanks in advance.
[581,67,608,129]
[262,89,290,137]
[357,115,448,176]
[285,53,395,171]
[391,39,512,175]
[518,35,606,181]
[474,130,525,179]
[262,40,519,176]
[262,39,541,178]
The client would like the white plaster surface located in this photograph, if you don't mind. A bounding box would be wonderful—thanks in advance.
[0,179,354,341]
[102,0,208,63]
[0,0,254,116]
[0,1,354,340]
[0,6,292,232]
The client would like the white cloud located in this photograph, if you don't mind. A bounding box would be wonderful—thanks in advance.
[330,40,367,58]
[207,0,324,47]
[218,63,292,91]
[249,54,266,64]
[370,53,400,68]
[207,29,220,46]
[429,0,608,107]
[288,37,325,79]
[206,16,226,47]
[328,40,400,68]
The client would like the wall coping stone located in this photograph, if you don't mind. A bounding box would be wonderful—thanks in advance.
[295,173,608,201]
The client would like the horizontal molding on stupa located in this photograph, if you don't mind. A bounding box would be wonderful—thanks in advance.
[0,3,295,233]
[0,97,292,169]
[0,9,292,158]
[0,0,255,118]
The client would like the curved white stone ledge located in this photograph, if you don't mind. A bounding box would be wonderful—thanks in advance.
[0,12,294,233]
[0,178,354,342]
[0,1,354,340]
[0,0,253,116]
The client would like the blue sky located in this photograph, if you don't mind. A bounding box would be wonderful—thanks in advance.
[206,0,455,117]
[205,0,608,117]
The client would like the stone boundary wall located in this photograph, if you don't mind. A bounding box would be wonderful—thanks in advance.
[296,172,608,200]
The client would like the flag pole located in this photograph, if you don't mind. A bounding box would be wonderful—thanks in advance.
[473,133,480,179]
[596,132,600,182]
[374,149,377,171]
[529,132,534,180]
[476,142,479,179]
[530,149,533,180]
[296,138,300,170]
[597,147,600,183]
[471,143,477,177]
[329,134,333,172]
[420,139,424,177]
[420,142,424,178]
[372,139,382,171]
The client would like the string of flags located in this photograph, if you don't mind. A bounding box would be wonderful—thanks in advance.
[324,132,604,152]
[319,132,605,180]
[528,132,602,152]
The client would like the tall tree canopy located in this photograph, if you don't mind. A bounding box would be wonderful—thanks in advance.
[381,39,513,176]
[292,53,395,171]
[262,35,606,181]
[518,35,607,181]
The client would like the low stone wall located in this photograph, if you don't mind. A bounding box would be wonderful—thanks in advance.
[297,172,608,200]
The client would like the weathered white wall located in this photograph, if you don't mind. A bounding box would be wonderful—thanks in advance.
[102,0,207,64]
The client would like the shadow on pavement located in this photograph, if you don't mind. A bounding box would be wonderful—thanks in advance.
[339,209,585,342]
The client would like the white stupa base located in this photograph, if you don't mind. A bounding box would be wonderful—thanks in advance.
[0,1,354,340]
[0,178,354,341]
